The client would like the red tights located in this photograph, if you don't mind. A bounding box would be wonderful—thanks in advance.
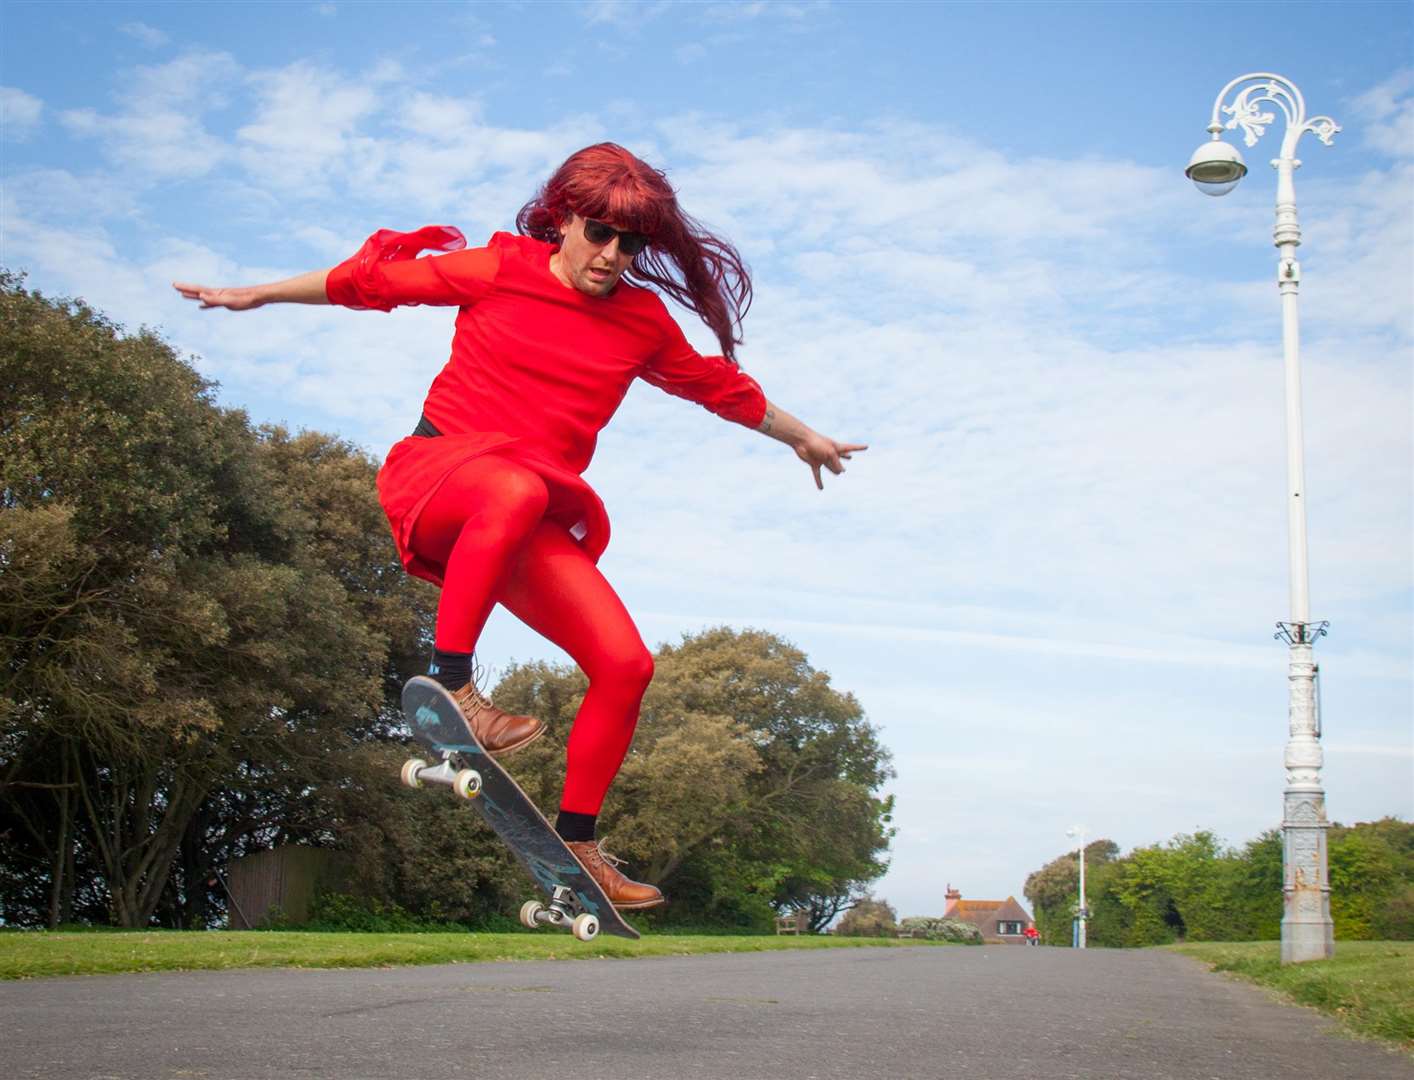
[409,456,653,815]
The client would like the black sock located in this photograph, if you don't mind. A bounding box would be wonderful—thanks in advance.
[555,810,597,843]
[428,650,472,692]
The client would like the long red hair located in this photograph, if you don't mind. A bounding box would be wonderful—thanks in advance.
[517,143,752,363]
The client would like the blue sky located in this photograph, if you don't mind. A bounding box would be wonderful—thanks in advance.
[3,0,1411,920]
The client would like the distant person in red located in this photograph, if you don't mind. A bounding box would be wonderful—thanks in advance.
[174,143,866,909]
[1024,925,1040,946]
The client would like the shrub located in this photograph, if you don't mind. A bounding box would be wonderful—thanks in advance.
[899,916,984,944]
[265,892,469,933]
[834,897,897,937]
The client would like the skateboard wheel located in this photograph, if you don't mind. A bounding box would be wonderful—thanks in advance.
[400,758,428,789]
[572,913,600,942]
[520,901,545,930]
[452,768,482,799]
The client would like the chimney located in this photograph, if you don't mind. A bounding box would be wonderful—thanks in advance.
[944,883,961,916]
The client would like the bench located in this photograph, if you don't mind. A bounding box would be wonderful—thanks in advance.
[775,912,808,935]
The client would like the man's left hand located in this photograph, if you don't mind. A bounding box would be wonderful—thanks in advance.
[795,432,868,490]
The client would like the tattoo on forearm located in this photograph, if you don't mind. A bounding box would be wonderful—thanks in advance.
[760,408,775,434]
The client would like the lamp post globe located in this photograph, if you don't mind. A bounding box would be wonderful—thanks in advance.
[1186,136,1247,196]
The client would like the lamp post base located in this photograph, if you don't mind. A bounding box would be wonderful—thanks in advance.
[1280,789,1333,963]
[1281,916,1334,964]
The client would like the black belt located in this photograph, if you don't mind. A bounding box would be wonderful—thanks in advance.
[412,415,441,438]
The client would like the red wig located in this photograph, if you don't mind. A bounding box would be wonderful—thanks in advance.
[517,143,752,363]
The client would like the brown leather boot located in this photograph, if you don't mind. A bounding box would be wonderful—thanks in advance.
[564,841,665,910]
[449,682,544,756]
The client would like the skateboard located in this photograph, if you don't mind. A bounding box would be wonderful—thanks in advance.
[398,675,640,941]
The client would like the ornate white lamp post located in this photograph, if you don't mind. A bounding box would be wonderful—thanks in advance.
[1186,73,1338,964]
[1066,825,1087,949]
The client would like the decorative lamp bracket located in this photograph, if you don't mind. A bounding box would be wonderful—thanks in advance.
[1275,620,1330,645]
[1208,74,1341,159]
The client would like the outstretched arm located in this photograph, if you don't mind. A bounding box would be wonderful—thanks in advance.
[757,401,867,490]
[172,269,331,311]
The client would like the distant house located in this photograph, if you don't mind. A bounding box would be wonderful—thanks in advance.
[942,884,1035,944]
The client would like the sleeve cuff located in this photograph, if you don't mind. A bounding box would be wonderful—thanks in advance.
[719,375,768,429]
[325,260,359,307]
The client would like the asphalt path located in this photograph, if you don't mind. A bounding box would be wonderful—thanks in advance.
[2,945,1408,1079]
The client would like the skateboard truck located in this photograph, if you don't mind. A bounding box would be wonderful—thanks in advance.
[400,752,483,800]
[520,886,601,942]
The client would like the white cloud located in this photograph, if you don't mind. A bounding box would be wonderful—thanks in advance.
[2,167,143,222]
[354,89,605,217]
[236,62,382,193]
[366,58,406,86]
[130,49,243,109]
[654,118,1183,262]
[701,1,823,22]
[58,51,241,179]
[579,0,673,27]
[63,105,230,179]
[287,223,355,260]
[1351,68,1414,160]
[119,21,169,48]
[638,610,1409,680]
[1,86,42,140]
[1,214,141,319]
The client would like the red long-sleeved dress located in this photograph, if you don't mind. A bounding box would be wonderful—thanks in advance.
[326,227,768,586]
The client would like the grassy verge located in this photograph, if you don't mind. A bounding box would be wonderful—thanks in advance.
[1170,941,1413,1051]
[0,929,941,980]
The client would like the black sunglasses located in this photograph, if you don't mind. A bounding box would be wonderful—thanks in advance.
[582,218,650,256]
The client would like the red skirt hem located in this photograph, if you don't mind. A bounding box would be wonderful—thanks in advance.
[377,434,611,587]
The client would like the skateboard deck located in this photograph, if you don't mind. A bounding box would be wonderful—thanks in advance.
[399,675,640,941]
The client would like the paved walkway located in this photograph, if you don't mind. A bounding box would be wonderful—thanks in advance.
[2,946,1408,1079]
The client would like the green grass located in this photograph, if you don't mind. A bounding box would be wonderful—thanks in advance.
[1170,941,1414,1050]
[0,929,941,980]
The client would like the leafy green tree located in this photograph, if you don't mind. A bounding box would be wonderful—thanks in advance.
[481,628,895,929]
[0,273,431,926]
[1024,838,1117,945]
[1088,833,1236,946]
[1109,843,1187,946]
[1328,818,1411,941]
[1226,829,1282,940]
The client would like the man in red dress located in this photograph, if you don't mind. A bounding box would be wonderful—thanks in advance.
[175,143,866,909]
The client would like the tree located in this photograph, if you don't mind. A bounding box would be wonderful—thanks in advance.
[482,628,895,929]
[834,896,896,937]
[1024,838,1118,946]
[1225,829,1282,941]
[1329,818,1412,941]
[0,273,432,926]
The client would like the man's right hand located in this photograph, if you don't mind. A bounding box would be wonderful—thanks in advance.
[172,283,267,310]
